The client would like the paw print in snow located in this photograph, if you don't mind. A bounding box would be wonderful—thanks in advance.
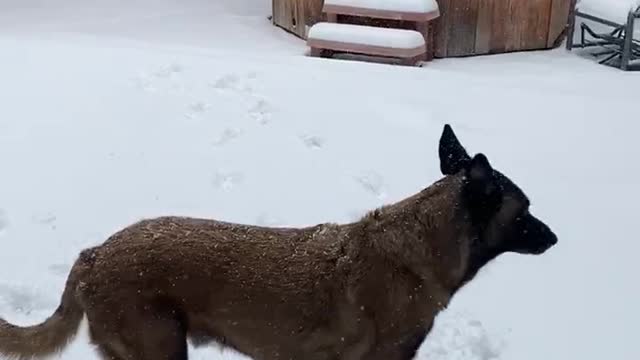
[212,128,242,147]
[185,101,212,119]
[133,62,185,93]
[153,62,184,78]
[210,72,256,95]
[31,212,57,230]
[210,74,241,91]
[212,171,244,191]
[132,76,157,93]
[249,99,272,125]
[300,134,325,149]
[354,171,387,200]
[32,212,56,224]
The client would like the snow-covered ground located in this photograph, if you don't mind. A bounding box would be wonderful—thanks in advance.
[0,1,638,360]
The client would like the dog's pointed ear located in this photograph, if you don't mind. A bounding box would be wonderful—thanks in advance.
[468,153,493,182]
[439,124,471,175]
[467,153,497,196]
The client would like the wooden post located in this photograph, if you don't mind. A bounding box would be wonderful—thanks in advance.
[565,0,578,50]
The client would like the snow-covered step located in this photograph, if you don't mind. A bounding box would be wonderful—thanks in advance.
[324,0,440,19]
[307,22,427,64]
[308,22,426,49]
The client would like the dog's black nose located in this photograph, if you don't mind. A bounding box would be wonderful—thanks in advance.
[548,232,558,246]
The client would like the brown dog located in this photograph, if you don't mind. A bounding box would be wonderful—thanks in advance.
[0,124,557,360]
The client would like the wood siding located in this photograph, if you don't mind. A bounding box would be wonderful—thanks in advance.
[272,0,323,38]
[434,0,574,57]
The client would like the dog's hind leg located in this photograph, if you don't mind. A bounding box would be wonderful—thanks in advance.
[88,321,131,360]
[88,300,188,360]
[137,313,188,360]
[94,342,130,360]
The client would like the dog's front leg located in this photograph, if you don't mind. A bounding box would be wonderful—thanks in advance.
[362,327,430,360]
[337,323,376,360]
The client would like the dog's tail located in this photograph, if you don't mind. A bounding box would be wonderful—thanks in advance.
[0,247,96,359]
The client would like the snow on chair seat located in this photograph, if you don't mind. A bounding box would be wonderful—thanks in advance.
[576,0,640,25]
[308,23,427,64]
[568,0,639,70]
[323,0,440,21]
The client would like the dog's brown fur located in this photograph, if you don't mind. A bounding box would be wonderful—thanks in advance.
[0,125,557,360]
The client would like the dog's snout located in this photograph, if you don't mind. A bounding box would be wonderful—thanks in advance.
[531,215,556,244]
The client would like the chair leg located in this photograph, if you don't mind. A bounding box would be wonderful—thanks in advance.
[566,1,578,50]
[620,11,635,70]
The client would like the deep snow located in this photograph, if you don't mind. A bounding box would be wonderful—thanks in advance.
[0,1,638,360]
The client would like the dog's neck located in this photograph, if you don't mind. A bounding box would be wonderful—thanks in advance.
[351,175,476,294]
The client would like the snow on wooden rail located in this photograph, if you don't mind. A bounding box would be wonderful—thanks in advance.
[324,0,439,14]
[323,0,440,22]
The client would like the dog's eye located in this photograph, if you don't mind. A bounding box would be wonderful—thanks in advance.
[515,212,527,223]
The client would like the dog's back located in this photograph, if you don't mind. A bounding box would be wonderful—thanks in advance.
[81,216,355,360]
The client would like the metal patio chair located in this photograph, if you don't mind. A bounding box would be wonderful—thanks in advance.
[566,2,640,70]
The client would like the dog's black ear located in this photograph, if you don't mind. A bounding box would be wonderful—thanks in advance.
[467,153,498,197]
[439,124,471,175]
[468,154,493,182]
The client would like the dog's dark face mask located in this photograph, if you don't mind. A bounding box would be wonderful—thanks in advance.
[438,125,558,259]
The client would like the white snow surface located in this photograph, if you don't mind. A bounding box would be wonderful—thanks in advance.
[577,0,640,23]
[308,22,425,49]
[325,0,439,13]
[0,1,639,360]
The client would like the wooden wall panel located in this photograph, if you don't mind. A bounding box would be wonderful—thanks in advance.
[547,0,574,47]
[272,0,313,38]
[503,0,520,51]
[444,0,573,56]
[520,0,553,50]
[305,0,325,30]
[446,0,480,56]
[475,0,495,54]
[272,0,291,35]
[488,0,509,53]
[434,0,452,57]
[299,0,307,37]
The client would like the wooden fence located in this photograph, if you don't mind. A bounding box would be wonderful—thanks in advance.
[272,0,575,58]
